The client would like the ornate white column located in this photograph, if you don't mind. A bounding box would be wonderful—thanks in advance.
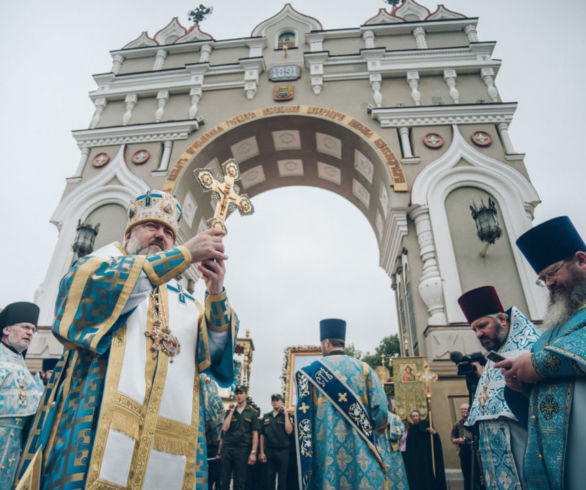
[497,122,516,154]
[399,127,414,158]
[189,87,202,119]
[413,27,427,49]
[156,140,173,172]
[363,30,375,49]
[409,206,447,325]
[407,71,421,106]
[122,94,137,126]
[370,73,383,107]
[465,24,479,43]
[200,44,212,63]
[481,67,499,102]
[444,69,459,104]
[155,90,169,123]
[153,49,167,70]
[89,97,106,129]
[111,54,124,74]
[72,147,90,178]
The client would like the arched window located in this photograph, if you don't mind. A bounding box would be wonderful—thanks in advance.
[278,31,296,49]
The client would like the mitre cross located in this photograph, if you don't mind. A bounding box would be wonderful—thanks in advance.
[193,159,254,232]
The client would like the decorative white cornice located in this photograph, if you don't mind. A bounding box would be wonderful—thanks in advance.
[427,5,466,21]
[90,63,245,99]
[123,32,157,49]
[301,43,499,82]
[370,102,517,128]
[363,9,404,25]
[395,0,431,21]
[251,3,322,37]
[154,17,187,45]
[175,25,214,43]
[72,120,200,148]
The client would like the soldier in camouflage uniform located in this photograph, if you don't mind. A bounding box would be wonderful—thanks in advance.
[219,385,260,490]
[259,393,293,489]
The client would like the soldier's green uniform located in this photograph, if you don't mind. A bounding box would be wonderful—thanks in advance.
[261,409,291,489]
[220,387,260,490]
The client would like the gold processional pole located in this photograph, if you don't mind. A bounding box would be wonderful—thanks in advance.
[418,362,438,478]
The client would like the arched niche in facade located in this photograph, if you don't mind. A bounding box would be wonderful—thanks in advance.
[411,125,544,323]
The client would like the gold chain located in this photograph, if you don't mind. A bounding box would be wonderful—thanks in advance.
[145,288,181,362]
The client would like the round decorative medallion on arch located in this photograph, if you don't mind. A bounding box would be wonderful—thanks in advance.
[423,133,444,149]
[132,149,151,165]
[471,131,492,147]
[92,152,110,168]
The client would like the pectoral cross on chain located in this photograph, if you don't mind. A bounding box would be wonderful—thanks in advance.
[194,159,254,232]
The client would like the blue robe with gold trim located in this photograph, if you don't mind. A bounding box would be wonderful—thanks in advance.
[525,306,586,490]
[384,412,409,489]
[16,242,238,490]
[466,307,541,490]
[0,343,43,488]
[297,354,390,489]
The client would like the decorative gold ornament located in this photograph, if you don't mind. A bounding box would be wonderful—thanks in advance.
[145,288,181,362]
[193,159,254,232]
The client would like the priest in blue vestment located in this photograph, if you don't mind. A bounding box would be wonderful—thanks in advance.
[458,286,540,490]
[497,216,586,490]
[294,318,391,490]
[0,302,43,489]
[16,190,239,490]
[385,409,409,489]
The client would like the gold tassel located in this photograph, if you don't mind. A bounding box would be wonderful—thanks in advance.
[153,433,190,455]
[111,410,140,440]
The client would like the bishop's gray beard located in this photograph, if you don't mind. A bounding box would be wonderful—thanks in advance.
[542,275,586,330]
[125,235,163,256]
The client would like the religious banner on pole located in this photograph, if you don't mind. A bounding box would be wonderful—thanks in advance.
[391,356,427,421]
[193,158,254,232]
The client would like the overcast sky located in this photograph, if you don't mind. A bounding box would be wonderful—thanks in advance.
[1,0,585,411]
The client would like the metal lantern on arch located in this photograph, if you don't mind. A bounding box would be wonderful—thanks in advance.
[469,198,502,256]
[72,219,100,258]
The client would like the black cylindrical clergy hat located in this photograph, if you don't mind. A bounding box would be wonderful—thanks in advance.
[0,302,40,329]
[516,216,586,274]
[457,286,504,324]
[319,318,346,341]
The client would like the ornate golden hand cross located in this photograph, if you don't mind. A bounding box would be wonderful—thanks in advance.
[193,159,254,232]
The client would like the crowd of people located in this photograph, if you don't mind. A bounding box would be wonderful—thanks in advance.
[1,189,584,490]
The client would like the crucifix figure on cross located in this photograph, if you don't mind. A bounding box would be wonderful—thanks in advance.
[193,158,254,232]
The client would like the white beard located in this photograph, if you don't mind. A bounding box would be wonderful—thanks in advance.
[542,295,571,331]
[542,274,586,330]
[8,330,27,353]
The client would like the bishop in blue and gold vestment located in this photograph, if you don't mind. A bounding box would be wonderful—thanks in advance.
[499,216,586,490]
[0,302,43,489]
[458,286,540,490]
[17,191,239,490]
[295,318,391,490]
